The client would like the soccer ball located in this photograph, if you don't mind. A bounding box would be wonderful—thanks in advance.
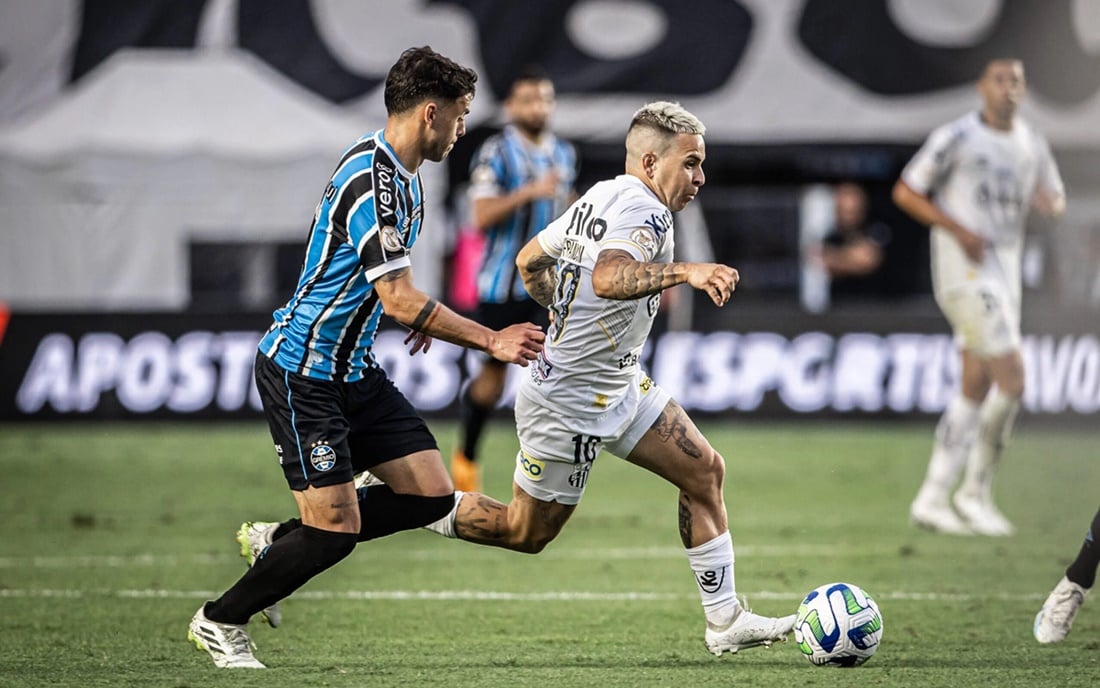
[794,582,883,667]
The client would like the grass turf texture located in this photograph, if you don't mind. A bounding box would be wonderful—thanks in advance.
[1,421,1097,687]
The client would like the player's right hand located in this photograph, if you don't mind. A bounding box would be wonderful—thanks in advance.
[687,263,740,307]
[952,226,986,262]
[489,322,545,366]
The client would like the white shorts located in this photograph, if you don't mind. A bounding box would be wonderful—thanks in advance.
[512,371,671,505]
[936,285,1020,357]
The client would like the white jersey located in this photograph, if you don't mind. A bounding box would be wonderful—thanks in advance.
[520,174,674,416]
[901,111,1063,306]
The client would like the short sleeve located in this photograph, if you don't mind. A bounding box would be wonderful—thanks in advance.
[352,162,411,282]
[600,201,670,262]
[902,123,961,195]
[468,137,508,200]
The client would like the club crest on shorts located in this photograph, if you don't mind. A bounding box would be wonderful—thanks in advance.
[310,441,336,472]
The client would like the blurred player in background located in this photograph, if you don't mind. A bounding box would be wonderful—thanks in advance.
[187,46,543,669]
[427,101,796,655]
[454,66,577,492]
[1034,506,1098,643]
[817,182,891,302]
[893,58,1065,536]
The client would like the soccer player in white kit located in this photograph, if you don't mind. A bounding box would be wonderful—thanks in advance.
[426,101,797,655]
[893,59,1065,536]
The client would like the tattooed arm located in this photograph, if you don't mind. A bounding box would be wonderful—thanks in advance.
[373,265,543,364]
[592,248,741,306]
[515,236,559,308]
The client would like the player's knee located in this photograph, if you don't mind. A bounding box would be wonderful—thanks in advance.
[685,447,725,500]
[510,516,560,554]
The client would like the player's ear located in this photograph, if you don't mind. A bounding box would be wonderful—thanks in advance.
[642,152,659,178]
[423,102,437,125]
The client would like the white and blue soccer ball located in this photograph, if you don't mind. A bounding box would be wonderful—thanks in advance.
[794,582,883,667]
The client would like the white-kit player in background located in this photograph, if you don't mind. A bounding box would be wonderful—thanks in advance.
[422,100,797,655]
[893,58,1066,536]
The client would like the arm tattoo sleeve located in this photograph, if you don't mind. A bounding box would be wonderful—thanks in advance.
[596,250,682,299]
[523,254,559,307]
[410,297,440,332]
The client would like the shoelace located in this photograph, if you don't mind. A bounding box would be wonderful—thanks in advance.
[1046,588,1085,628]
[225,627,257,656]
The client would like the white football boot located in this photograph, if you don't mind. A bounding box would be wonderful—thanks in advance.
[704,602,797,656]
[188,606,266,668]
[1034,576,1089,644]
[236,521,282,628]
[952,492,1015,536]
[909,498,974,535]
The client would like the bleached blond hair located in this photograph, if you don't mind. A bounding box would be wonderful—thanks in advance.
[625,101,705,158]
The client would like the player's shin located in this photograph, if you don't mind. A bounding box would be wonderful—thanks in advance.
[686,531,738,627]
[958,388,1019,502]
[915,396,980,505]
[423,491,465,538]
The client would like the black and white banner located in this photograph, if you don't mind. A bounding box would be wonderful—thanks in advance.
[2,310,1097,421]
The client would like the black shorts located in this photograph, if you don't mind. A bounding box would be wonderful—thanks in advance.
[476,298,550,334]
[254,353,438,490]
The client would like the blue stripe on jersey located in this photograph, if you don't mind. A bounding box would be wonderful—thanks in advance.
[473,126,576,303]
[259,130,423,381]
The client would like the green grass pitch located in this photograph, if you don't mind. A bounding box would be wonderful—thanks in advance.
[1,420,1097,687]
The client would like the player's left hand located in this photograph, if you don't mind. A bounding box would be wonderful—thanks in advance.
[404,330,433,356]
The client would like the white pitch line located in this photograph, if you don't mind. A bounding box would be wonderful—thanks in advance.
[0,588,1046,602]
[0,544,890,569]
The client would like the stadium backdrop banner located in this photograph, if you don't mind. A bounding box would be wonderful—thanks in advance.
[2,310,1097,423]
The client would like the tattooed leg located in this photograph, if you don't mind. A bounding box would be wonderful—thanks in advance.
[626,399,727,547]
[453,483,575,554]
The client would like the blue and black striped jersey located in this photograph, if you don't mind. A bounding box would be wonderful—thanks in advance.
[259,130,423,382]
[468,125,576,303]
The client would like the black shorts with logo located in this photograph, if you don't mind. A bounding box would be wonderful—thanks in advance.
[254,352,438,490]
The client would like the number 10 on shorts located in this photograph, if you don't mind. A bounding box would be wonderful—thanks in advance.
[569,434,601,489]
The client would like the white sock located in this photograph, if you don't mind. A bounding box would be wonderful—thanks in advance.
[914,396,980,507]
[423,491,464,538]
[685,532,737,627]
[958,389,1019,502]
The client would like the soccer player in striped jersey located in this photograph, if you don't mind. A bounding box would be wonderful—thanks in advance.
[894,59,1065,536]
[453,66,578,492]
[188,46,544,669]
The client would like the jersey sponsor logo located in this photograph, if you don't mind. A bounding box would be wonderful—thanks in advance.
[616,351,639,369]
[630,227,657,252]
[644,211,672,236]
[565,201,607,241]
[380,226,403,253]
[519,450,545,481]
[696,568,726,594]
[310,441,336,472]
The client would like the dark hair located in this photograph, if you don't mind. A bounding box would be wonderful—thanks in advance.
[384,46,478,115]
[511,64,551,90]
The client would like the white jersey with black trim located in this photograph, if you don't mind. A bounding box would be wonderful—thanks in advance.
[519,174,674,416]
[901,111,1063,306]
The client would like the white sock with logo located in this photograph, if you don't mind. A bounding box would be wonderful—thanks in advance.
[958,389,1019,502]
[685,531,737,628]
[914,396,980,507]
[423,491,464,538]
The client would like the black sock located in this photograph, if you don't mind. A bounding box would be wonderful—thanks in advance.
[262,487,453,545]
[1066,507,1100,589]
[459,387,494,462]
[272,519,300,540]
[356,484,454,541]
[205,525,357,624]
